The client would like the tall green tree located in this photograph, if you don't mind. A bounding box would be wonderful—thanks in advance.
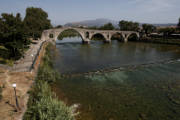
[119,20,139,31]
[100,23,115,30]
[142,24,156,35]
[0,13,30,60]
[24,7,52,39]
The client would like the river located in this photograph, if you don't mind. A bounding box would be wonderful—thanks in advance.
[53,37,180,120]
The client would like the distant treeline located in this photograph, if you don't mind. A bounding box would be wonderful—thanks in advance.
[57,19,180,42]
[71,18,180,37]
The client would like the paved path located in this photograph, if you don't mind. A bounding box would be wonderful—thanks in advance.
[12,39,46,72]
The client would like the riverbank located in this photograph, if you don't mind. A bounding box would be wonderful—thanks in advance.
[0,39,49,120]
[23,43,75,120]
[140,37,180,45]
[0,67,34,120]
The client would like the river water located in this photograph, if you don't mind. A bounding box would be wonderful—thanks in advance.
[53,37,180,120]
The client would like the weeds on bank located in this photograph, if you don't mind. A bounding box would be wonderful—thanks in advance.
[23,43,74,120]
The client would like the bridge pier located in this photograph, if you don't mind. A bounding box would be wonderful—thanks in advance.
[83,39,90,44]
[124,38,128,43]
[104,39,111,43]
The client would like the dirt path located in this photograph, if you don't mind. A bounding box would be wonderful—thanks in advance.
[0,40,49,120]
[4,70,10,87]
[0,67,34,120]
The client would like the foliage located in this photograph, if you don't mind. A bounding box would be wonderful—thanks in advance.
[119,20,139,31]
[37,44,60,83]
[0,7,52,62]
[57,29,80,40]
[23,43,74,120]
[0,13,31,60]
[99,22,114,30]
[24,80,74,120]
[128,34,139,41]
[87,26,98,30]
[0,46,9,59]
[158,27,176,37]
[178,18,180,31]
[0,57,14,66]
[142,24,156,34]
[91,34,106,40]
[55,25,62,28]
[24,7,52,39]
[111,34,123,41]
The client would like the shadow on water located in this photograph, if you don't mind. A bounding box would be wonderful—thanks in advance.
[53,37,180,120]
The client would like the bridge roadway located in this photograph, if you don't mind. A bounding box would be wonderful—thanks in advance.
[41,27,140,43]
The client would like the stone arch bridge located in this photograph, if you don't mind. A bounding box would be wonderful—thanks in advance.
[41,27,140,43]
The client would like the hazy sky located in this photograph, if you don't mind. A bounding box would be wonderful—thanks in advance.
[0,0,180,25]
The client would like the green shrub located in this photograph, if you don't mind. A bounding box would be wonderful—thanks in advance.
[37,43,60,83]
[0,46,10,59]
[37,64,59,83]
[24,82,74,120]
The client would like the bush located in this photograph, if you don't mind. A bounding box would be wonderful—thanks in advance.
[0,46,10,59]
[37,64,60,83]
[37,43,60,83]
[23,82,74,120]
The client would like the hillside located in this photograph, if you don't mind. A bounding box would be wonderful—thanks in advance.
[64,18,177,28]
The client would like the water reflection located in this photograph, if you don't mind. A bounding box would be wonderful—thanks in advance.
[54,37,180,74]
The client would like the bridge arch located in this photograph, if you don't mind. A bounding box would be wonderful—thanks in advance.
[127,33,139,41]
[54,28,84,42]
[90,33,107,42]
[111,32,125,42]
[85,31,90,39]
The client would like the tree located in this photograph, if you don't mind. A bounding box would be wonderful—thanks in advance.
[100,23,114,30]
[142,24,156,35]
[88,26,98,30]
[24,7,52,39]
[55,25,62,28]
[158,27,176,37]
[119,20,139,31]
[0,13,30,60]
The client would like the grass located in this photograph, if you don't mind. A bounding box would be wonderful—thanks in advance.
[23,43,75,120]
[0,46,14,66]
[0,57,14,66]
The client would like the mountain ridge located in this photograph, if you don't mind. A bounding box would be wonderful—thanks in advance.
[64,18,176,28]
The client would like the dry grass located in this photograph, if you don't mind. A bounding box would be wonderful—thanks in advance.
[0,42,49,120]
[0,70,34,120]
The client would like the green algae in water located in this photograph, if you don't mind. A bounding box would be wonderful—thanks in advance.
[53,62,180,120]
[53,39,180,120]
